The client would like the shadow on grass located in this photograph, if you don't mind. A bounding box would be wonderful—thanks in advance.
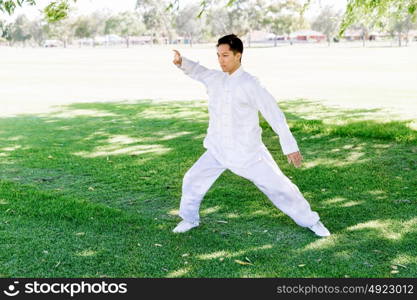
[0,99,416,277]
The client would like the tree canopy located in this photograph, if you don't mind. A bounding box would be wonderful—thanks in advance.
[340,0,417,35]
[1,0,416,46]
[0,0,75,23]
[1,0,416,29]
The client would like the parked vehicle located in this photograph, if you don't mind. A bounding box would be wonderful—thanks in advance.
[44,40,63,47]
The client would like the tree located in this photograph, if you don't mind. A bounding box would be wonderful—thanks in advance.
[136,0,176,44]
[0,18,12,45]
[263,0,309,46]
[73,15,94,40]
[43,17,74,47]
[72,12,107,41]
[0,0,36,15]
[386,8,416,46]
[0,0,77,22]
[205,7,229,39]
[270,15,297,45]
[312,5,342,46]
[338,0,417,47]
[175,4,205,46]
[10,14,32,46]
[88,11,107,37]
[27,17,45,46]
[222,3,249,37]
[105,11,146,47]
[339,0,417,35]
[242,0,269,47]
[205,0,267,45]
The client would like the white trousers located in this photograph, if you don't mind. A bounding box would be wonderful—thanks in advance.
[178,148,320,228]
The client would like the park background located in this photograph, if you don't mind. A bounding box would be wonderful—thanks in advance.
[0,0,416,278]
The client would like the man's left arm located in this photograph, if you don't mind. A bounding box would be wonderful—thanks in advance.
[251,79,302,167]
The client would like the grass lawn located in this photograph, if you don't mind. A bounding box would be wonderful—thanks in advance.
[0,99,416,278]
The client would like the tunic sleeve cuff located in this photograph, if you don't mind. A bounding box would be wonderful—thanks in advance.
[177,57,195,72]
[280,137,299,155]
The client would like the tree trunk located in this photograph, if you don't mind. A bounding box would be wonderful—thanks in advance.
[398,31,402,47]
[126,36,130,48]
[361,27,366,47]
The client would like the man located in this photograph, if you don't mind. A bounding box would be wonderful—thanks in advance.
[172,34,330,237]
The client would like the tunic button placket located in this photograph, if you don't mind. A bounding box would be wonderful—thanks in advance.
[222,79,233,152]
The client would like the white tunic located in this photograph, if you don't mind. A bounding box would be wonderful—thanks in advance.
[178,57,299,169]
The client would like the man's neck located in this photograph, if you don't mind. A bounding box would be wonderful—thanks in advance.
[228,63,241,75]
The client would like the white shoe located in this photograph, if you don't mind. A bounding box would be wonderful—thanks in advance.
[308,221,331,237]
[172,220,199,233]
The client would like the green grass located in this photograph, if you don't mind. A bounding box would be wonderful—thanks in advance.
[0,99,416,278]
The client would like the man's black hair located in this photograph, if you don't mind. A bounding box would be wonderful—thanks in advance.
[216,34,243,61]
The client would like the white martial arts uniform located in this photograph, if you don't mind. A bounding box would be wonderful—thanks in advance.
[176,57,320,228]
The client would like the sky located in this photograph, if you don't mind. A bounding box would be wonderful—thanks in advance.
[3,0,348,21]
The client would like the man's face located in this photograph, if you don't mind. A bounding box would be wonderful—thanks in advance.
[217,44,241,73]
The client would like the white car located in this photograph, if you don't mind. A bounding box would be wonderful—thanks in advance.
[44,39,62,47]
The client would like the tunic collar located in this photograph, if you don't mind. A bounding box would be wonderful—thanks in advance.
[225,65,244,78]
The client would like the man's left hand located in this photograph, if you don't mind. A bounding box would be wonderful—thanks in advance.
[287,151,303,168]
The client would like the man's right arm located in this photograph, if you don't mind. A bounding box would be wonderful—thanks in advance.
[173,49,213,85]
